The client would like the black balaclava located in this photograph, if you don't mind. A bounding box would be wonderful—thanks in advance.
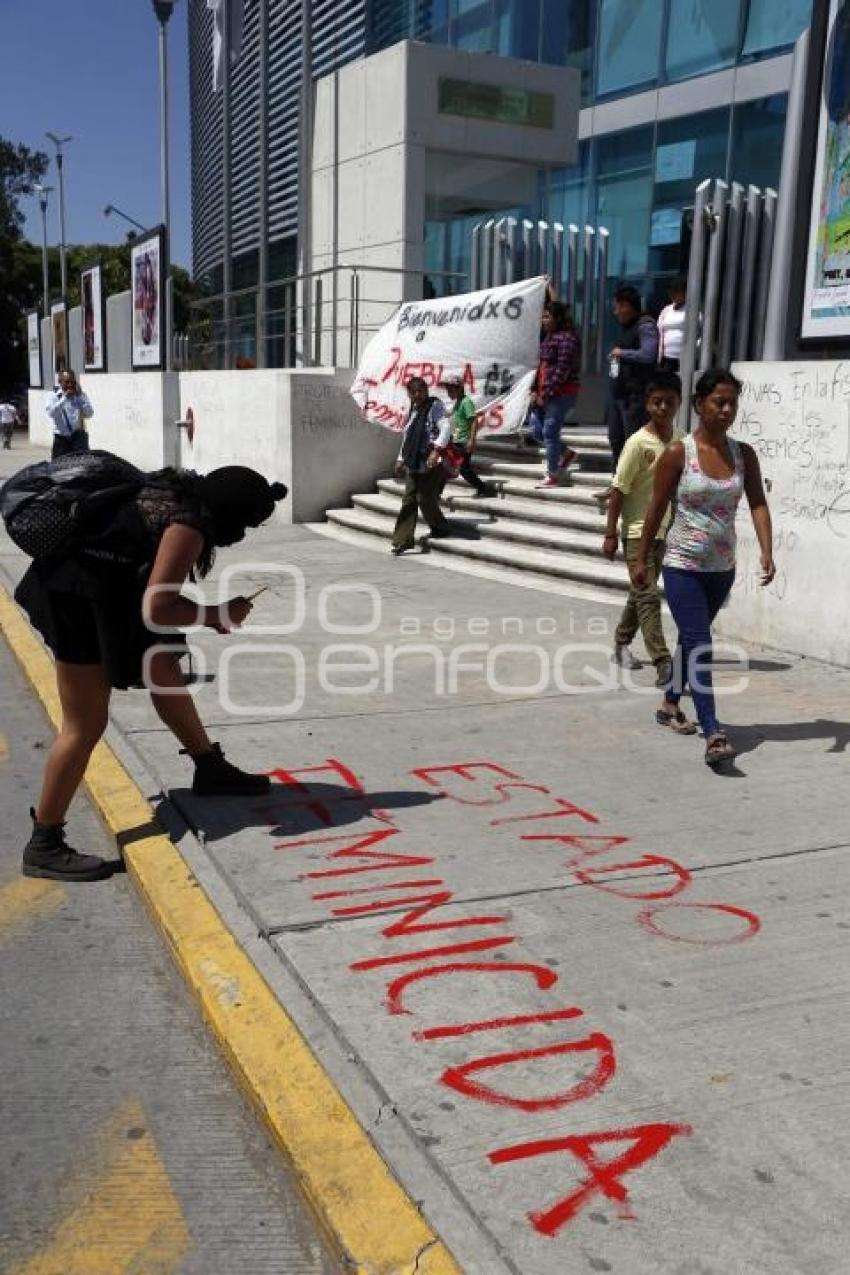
[198,467,287,546]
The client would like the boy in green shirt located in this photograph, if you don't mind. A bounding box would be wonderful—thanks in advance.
[441,375,496,498]
[603,369,681,686]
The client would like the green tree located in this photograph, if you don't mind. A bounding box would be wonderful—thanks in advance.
[0,137,48,389]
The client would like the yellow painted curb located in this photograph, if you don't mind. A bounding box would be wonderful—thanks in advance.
[0,586,463,1275]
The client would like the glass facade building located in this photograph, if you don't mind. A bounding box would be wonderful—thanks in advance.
[189,0,811,359]
[368,1,810,314]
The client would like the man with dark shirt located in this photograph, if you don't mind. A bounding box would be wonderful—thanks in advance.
[607,285,659,469]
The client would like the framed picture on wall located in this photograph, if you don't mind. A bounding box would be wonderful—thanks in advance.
[51,300,68,381]
[27,310,42,388]
[801,0,850,341]
[81,262,107,371]
[130,225,166,370]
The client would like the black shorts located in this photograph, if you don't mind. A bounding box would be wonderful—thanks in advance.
[15,567,186,690]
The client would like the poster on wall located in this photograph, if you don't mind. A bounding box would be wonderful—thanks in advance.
[801,0,850,340]
[81,262,107,371]
[51,301,68,380]
[27,310,41,388]
[350,276,547,437]
[131,226,166,370]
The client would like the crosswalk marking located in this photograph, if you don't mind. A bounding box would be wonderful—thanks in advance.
[0,876,64,944]
[7,1098,191,1275]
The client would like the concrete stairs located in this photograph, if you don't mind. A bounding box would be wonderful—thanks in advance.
[323,427,630,595]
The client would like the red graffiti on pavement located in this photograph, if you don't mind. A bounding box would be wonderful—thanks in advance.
[261,756,762,1241]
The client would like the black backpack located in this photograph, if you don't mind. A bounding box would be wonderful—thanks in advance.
[0,450,146,561]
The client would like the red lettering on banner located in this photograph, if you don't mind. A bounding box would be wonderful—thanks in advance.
[415,1005,583,1042]
[637,901,762,945]
[364,400,407,429]
[441,1032,616,1111]
[491,798,599,828]
[385,961,558,1016]
[489,1122,692,1235]
[574,854,693,901]
[330,889,507,937]
[351,936,515,972]
[379,346,403,384]
[410,762,523,805]
[312,878,444,901]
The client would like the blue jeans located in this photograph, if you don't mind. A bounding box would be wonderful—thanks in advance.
[529,394,577,477]
[662,566,735,739]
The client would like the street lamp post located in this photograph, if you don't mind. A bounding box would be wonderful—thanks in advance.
[104,204,147,235]
[45,133,73,297]
[152,1,177,370]
[34,184,54,317]
[152,1,176,232]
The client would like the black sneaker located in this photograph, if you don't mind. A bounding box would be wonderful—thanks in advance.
[22,811,111,882]
[428,525,451,538]
[190,743,271,797]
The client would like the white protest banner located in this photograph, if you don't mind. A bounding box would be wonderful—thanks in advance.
[351,276,546,435]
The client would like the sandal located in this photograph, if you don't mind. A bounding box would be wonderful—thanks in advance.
[705,733,736,768]
[656,707,697,735]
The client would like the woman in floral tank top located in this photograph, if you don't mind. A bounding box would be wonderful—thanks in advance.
[633,369,775,769]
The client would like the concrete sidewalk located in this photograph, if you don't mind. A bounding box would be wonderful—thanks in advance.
[2,442,848,1274]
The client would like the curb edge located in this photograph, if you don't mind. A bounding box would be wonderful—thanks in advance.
[0,584,463,1275]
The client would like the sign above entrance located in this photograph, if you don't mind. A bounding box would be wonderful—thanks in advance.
[438,77,555,130]
[350,277,547,438]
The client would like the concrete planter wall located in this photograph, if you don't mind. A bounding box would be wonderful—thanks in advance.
[28,368,399,526]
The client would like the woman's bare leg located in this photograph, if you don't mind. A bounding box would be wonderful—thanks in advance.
[36,662,111,825]
[146,648,269,796]
[146,649,212,754]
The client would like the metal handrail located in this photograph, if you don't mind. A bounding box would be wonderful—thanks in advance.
[184,260,469,370]
[188,262,466,313]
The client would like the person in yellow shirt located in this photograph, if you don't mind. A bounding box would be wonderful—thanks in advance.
[603,369,681,695]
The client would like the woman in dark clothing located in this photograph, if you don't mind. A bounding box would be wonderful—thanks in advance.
[16,461,287,882]
[607,285,660,468]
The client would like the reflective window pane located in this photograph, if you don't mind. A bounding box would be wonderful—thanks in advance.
[595,126,655,277]
[367,1,449,51]
[742,0,812,58]
[494,0,541,61]
[665,0,741,82]
[649,108,730,277]
[730,95,788,190]
[596,0,662,96]
[453,1,494,50]
[545,141,593,235]
[541,0,594,102]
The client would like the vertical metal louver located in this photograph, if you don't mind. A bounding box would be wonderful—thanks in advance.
[190,0,369,280]
[230,0,261,256]
[189,0,223,278]
[310,0,366,80]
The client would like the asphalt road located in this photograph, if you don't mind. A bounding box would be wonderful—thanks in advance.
[0,636,338,1275]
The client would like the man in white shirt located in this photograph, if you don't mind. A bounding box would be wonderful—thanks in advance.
[390,377,452,555]
[0,399,20,449]
[46,368,94,459]
[657,278,687,372]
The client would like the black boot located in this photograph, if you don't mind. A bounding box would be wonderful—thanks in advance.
[189,743,271,797]
[22,809,111,882]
